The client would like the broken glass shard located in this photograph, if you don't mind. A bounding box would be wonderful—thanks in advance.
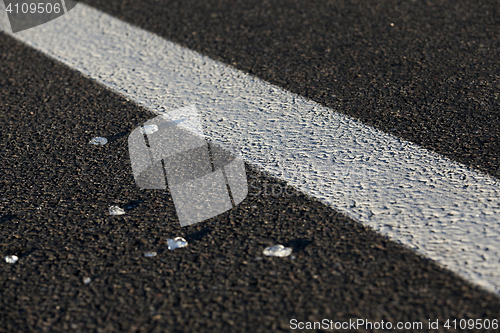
[167,237,188,250]
[263,245,292,257]
[144,251,157,257]
[5,255,18,264]
[89,137,108,145]
[83,277,91,284]
[109,206,125,216]
[142,125,158,135]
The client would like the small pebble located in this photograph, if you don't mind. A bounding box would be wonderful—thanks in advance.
[109,206,125,216]
[263,245,292,257]
[144,252,157,258]
[89,137,108,145]
[4,255,18,264]
[167,237,188,250]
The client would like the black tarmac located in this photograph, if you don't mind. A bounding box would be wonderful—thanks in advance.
[1,0,500,332]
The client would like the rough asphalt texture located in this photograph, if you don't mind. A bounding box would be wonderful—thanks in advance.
[1,0,500,332]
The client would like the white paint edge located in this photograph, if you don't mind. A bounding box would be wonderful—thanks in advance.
[1,2,500,294]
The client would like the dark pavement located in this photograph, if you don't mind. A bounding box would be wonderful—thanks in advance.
[1,0,500,332]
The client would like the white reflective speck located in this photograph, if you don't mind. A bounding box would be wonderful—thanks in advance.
[5,255,18,264]
[83,277,91,284]
[109,206,125,215]
[89,137,108,145]
[167,237,188,250]
[141,124,158,135]
[144,251,157,257]
[263,245,292,257]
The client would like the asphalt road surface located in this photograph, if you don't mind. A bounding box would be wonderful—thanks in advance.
[1,0,500,332]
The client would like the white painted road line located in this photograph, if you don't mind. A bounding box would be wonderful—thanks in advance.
[1,3,500,294]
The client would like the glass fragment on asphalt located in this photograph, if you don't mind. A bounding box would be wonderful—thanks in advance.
[109,206,125,216]
[141,125,158,135]
[167,237,188,250]
[144,251,157,258]
[263,245,292,257]
[83,277,91,284]
[4,255,18,264]
[89,137,108,145]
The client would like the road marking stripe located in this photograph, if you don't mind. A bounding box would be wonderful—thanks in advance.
[1,3,500,294]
